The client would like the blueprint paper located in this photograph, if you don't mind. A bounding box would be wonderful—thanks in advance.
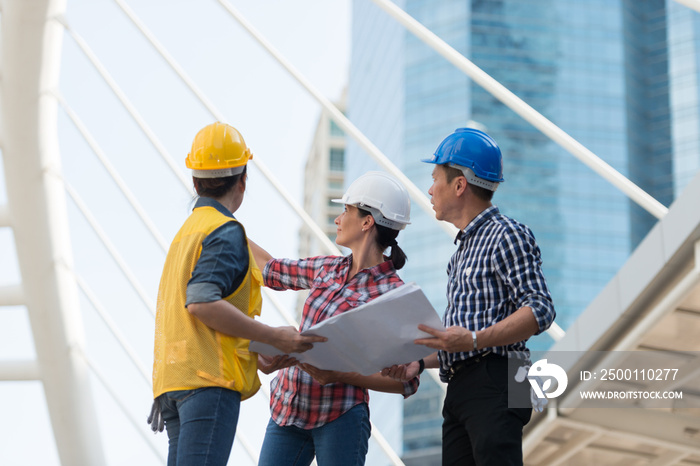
[250,282,444,375]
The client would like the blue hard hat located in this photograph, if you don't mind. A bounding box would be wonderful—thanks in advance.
[422,128,505,183]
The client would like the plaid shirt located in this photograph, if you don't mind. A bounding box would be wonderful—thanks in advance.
[439,206,556,382]
[263,255,420,429]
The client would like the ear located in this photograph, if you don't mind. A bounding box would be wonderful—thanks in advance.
[454,175,468,197]
[363,214,375,230]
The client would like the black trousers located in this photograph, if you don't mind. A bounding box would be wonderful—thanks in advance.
[442,354,532,466]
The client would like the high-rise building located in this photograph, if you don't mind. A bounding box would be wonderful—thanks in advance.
[300,93,348,258]
[667,1,700,197]
[347,0,700,462]
[297,93,348,319]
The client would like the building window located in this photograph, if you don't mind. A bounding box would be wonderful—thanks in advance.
[329,148,344,172]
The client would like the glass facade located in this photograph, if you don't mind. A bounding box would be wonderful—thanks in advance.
[348,0,698,462]
[468,0,636,336]
[347,0,406,183]
[667,0,700,196]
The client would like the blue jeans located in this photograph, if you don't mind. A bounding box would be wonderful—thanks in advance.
[159,387,241,466]
[258,403,371,466]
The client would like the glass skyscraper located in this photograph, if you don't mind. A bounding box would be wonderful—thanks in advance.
[347,0,700,462]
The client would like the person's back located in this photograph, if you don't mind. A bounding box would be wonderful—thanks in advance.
[153,201,262,401]
[148,122,325,466]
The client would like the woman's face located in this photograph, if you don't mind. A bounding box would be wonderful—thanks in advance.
[334,204,367,247]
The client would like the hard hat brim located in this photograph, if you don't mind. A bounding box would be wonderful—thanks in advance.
[191,165,246,179]
[331,199,410,230]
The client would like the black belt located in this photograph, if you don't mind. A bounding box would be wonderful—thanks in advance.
[447,351,495,381]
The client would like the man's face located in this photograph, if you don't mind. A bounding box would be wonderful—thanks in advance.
[428,165,455,222]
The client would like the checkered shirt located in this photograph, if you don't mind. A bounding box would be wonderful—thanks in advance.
[263,255,420,429]
[439,206,556,382]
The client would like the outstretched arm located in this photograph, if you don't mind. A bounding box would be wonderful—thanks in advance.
[382,352,439,382]
[258,354,298,374]
[188,300,325,354]
[248,238,273,270]
[299,364,417,395]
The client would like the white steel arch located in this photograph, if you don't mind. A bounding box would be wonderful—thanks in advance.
[0,0,104,464]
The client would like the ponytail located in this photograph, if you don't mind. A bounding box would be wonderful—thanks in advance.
[357,207,408,269]
[380,227,407,269]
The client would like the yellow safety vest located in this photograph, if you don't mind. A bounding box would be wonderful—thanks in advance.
[152,205,262,401]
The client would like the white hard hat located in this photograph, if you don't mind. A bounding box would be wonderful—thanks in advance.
[332,171,411,230]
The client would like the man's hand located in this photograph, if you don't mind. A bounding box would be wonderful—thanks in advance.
[414,324,473,353]
[381,360,420,382]
[257,354,297,375]
[299,363,356,386]
[272,327,327,354]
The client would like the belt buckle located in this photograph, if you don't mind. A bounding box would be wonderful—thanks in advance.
[447,359,466,381]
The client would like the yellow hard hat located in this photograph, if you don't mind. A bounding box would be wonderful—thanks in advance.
[185,122,253,178]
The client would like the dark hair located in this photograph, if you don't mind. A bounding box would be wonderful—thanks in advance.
[357,207,408,269]
[192,166,247,198]
[441,164,494,202]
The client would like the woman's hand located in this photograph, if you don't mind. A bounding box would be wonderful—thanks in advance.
[380,361,420,382]
[299,363,357,386]
[273,327,327,354]
[257,354,298,375]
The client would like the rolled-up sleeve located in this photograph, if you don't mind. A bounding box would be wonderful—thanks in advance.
[186,222,248,306]
[402,376,420,398]
[263,256,333,291]
[496,227,556,335]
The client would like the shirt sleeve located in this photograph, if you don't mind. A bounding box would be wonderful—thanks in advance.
[402,376,420,398]
[494,225,556,335]
[186,221,249,306]
[263,256,333,291]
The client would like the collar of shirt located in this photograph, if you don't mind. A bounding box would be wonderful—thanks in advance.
[454,205,500,244]
[342,254,397,282]
[194,197,235,219]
